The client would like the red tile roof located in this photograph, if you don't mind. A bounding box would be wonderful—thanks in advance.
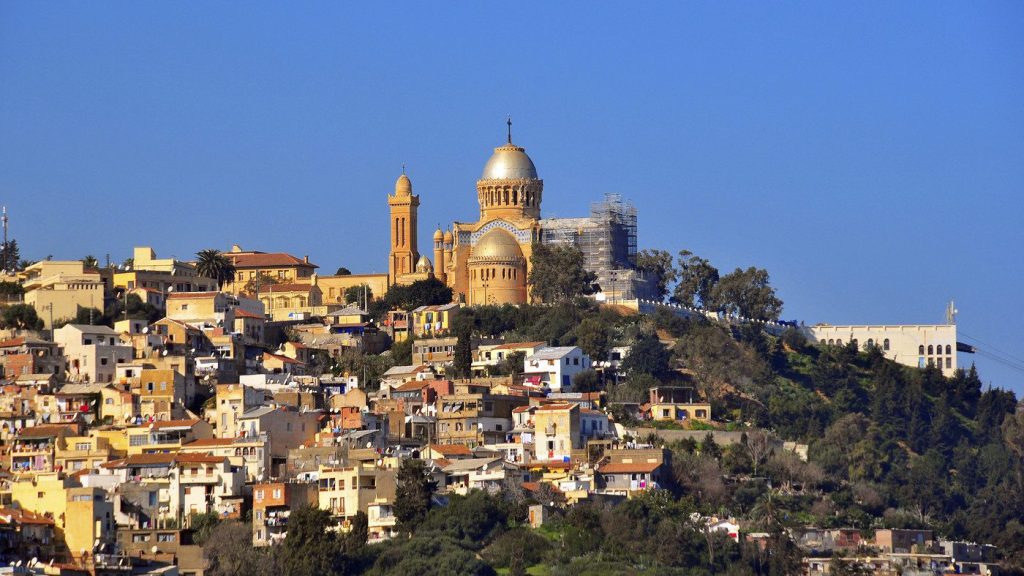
[0,337,26,348]
[493,341,545,350]
[0,507,56,526]
[175,454,227,464]
[17,424,74,439]
[429,444,472,457]
[232,308,265,319]
[228,253,317,269]
[599,461,662,474]
[166,291,220,299]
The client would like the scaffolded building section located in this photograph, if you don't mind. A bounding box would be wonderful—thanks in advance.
[539,194,645,301]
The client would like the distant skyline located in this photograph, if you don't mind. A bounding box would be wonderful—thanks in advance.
[1,2,1022,392]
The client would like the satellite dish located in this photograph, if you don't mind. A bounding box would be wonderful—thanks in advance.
[162,350,169,357]
[142,327,149,334]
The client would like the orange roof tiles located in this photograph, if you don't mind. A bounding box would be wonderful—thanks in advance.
[429,444,473,456]
[228,253,317,269]
[599,461,662,474]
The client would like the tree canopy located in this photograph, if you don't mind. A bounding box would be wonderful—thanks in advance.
[195,249,237,289]
[527,243,597,304]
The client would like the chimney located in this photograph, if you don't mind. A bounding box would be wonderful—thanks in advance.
[303,255,309,264]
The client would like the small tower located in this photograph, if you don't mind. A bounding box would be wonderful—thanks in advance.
[388,170,420,285]
[433,226,446,284]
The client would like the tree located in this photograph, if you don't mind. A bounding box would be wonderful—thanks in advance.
[279,505,341,576]
[574,316,612,361]
[572,369,600,392]
[382,277,453,313]
[243,272,278,295]
[452,321,472,379]
[344,284,373,309]
[195,249,237,289]
[743,430,775,477]
[335,267,352,276]
[81,255,100,269]
[0,239,20,272]
[188,511,221,545]
[203,521,269,576]
[0,281,24,297]
[712,266,783,321]
[672,250,719,308]
[527,243,596,304]
[621,332,672,382]
[394,458,436,533]
[1,304,43,330]
[636,249,676,301]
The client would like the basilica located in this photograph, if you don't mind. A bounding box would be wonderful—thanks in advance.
[388,124,641,306]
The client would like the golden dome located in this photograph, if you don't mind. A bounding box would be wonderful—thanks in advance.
[481,143,538,180]
[443,229,453,244]
[395,173,412,196]
[471,230,524,261]
[433,227,444,241]
[415,255,433,273]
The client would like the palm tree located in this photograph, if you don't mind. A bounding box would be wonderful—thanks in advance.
[195,249,236,290]
[82,255,100,269]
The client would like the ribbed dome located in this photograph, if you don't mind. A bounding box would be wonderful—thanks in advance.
[443,229,453,244]
[415,255,433,273]
[481,143,538,180]
[395,173,412,196]
[433,227,444,241]
[471,230,524,261]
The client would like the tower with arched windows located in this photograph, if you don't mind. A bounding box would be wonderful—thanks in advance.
[388,172,420,286]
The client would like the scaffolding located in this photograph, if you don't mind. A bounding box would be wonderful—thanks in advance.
[538,194,641,301]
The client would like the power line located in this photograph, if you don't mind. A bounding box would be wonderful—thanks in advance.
[959,329,1024,367]
[974,350,1024,376]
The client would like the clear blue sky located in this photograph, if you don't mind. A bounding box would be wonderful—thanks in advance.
[2,3,1022,393]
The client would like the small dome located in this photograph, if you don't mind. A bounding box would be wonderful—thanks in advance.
[471,230,524,261]
[443,229,454,244]
[433,227,444,241]
[395,173,412,196]
[481,143,538,180]
[415,255,433,273]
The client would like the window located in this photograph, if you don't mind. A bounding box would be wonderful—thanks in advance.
[75,442,91,451]
[255,489,264,501]
[946,345,952,355]
[919,345,925,355]
[272,489,282,499]
[946,358,952,369]
[157,533,175,542]
[884,339,890,351]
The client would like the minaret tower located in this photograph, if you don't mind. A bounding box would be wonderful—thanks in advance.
[433,225,446,284]
[1,206,8,272]
[388,168,419,285]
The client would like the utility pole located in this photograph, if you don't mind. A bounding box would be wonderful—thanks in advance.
[1,206,8,272]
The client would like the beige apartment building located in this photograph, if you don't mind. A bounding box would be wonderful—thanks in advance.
[20,261,105,328]
[53,324,133,383]
[807,324,959,376]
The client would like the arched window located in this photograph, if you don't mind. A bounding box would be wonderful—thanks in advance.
[851,339,858,350]
[836,339,843,346]
[883,339,890,351]
[827,339,834,346]
[919,345,925,355]
[946,345,952,355]
[512,190,518,205]
[927,345,934,355]
[235,448,242,456]
[866,339,874,348]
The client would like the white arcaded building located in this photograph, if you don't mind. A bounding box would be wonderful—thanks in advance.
[806,324,958,377]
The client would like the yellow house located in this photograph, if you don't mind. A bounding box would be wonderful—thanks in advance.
[260,281,324,321]
[125,419,213,456]
[114,247,218,295]
[65,486,115,559]
[411,303,462,338]
[20,261,105,328]
[318,274,390,305]
[10,472,74,530]
[100,384,137,426]
[90,426,130,458]
[133,368,190,421]
[54,434,115,472]
[648,387,711,425]
[316,462,396,525]
[222,246,318,295]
